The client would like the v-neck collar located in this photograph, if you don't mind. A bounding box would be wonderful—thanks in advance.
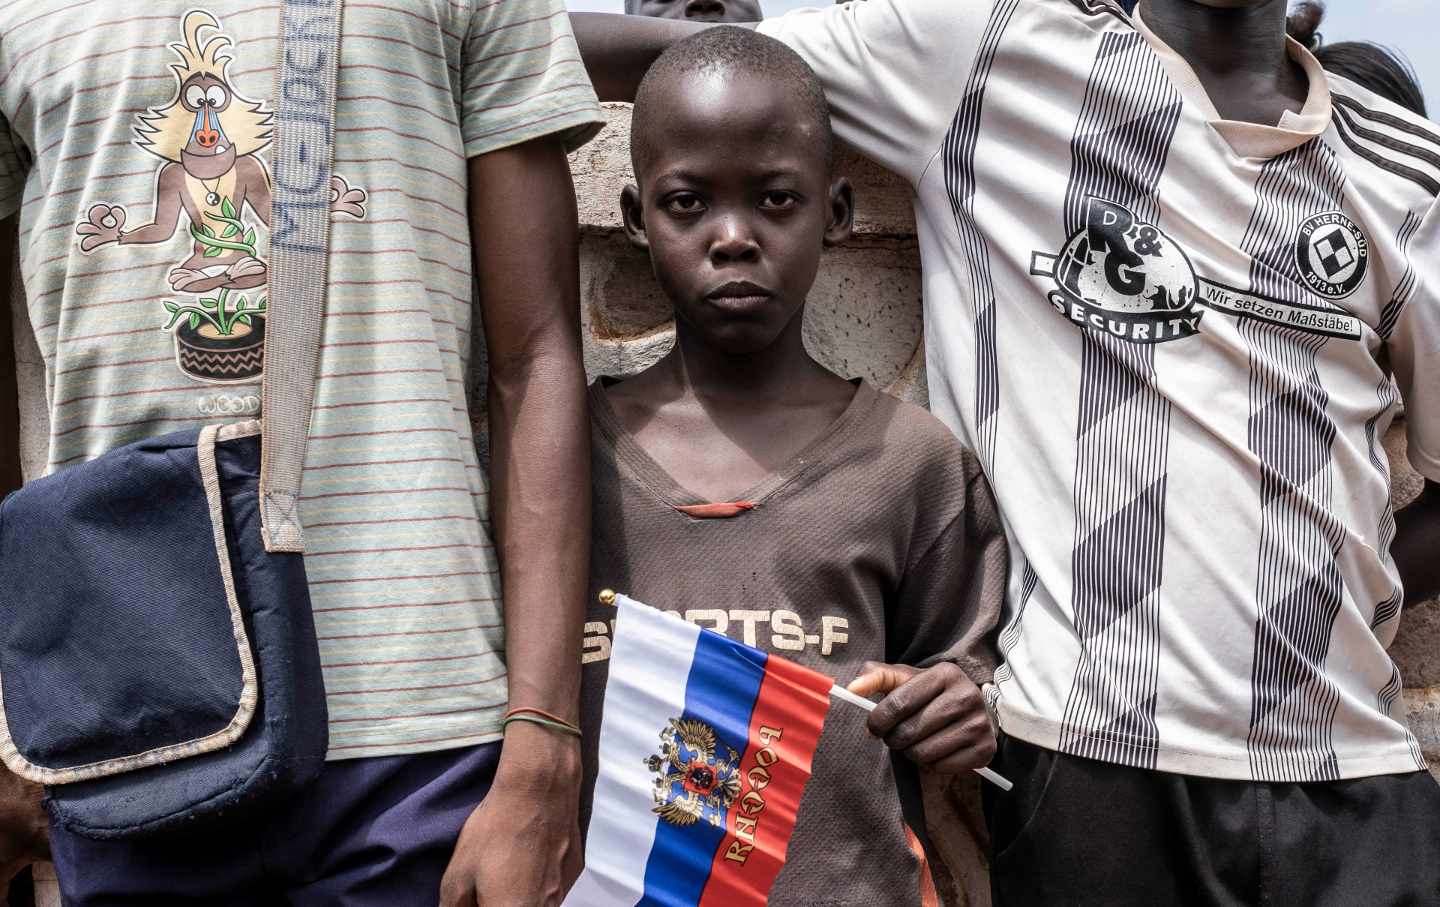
[589,378,879,516]
[1132,7,1332,159]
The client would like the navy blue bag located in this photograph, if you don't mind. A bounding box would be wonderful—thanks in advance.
[0,0,346,839]
[0,426,326,839]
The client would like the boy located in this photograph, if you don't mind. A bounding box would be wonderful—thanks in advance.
[0,2,601,904]
[573,0,1440,903]
[578,28,1007,907]
[626,0,763,24]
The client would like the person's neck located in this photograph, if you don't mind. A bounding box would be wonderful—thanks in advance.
[663,315,828,408]
[1141,0,1309,125]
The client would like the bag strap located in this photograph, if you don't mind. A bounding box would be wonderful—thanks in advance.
[258,0,346,553]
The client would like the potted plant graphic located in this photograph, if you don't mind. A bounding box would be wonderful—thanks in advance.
[165,200,268,384]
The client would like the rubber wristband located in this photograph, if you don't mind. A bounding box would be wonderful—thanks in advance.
[501,713,582,739]
[503,706,581,731]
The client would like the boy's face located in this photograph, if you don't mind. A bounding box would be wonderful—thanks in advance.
[624,71,852,356]
[628,0,763,23]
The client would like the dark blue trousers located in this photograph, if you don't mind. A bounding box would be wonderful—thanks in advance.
[50,742,500,907]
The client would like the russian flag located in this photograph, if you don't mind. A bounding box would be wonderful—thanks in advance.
[565,594,834,907]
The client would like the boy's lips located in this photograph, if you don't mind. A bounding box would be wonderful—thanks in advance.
[705,280,773,310]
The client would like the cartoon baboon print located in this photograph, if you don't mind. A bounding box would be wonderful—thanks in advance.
[75,9,366,383]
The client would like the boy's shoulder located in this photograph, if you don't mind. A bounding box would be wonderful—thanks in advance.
[865,384,969,449]
[859,384,983,484]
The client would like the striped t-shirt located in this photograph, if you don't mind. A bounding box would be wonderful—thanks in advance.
[762,0,1439,781]
[0,0,603,759]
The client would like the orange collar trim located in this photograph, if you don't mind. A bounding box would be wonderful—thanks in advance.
[674,501,758,520]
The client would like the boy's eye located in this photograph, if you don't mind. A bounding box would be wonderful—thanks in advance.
[759,191,799,211]
[664,194,706,215]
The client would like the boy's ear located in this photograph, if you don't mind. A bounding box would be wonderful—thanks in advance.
[621,184,649,250]
[824,177,855,248]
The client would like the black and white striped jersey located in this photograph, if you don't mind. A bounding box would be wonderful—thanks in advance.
[761,0,1439,781]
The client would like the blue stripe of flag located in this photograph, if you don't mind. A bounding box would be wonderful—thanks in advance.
[638,627,768,907]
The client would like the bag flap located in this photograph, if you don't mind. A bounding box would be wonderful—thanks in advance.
[0,423,260,785]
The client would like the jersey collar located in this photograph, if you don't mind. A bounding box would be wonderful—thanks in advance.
[1132,8,1332,160]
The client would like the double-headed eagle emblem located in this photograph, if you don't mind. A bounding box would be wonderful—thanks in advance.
[645,718,742,828]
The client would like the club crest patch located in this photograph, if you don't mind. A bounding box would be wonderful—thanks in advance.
[1030,198,1204,344]
[645,718,741,828]
[1295,211,1369,300]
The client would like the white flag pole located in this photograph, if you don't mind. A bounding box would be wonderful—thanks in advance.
[828,686,1014,791]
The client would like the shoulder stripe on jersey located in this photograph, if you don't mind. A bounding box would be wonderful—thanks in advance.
[1330,97,1440,181]
[1331,108,1440,198]
[1333,93,1440,153]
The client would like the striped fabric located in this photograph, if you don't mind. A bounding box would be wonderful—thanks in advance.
[0,0,603,760]
[761,0,1440,781]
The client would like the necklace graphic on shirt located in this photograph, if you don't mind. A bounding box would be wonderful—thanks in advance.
[72,8,369,385]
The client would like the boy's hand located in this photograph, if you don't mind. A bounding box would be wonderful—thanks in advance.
[0,765,49,883]
[439,724,583,907]
[847,662,996,775]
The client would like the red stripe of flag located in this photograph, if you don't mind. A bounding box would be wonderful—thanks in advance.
[695,654,833,907]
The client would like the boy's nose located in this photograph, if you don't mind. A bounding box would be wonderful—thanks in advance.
[684,0,725,18]
[709,224,759,265]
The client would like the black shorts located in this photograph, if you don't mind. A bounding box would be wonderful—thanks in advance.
[983,735,1440,907]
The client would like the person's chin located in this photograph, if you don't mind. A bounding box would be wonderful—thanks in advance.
[699,323,785,356]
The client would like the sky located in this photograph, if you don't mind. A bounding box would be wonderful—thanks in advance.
[565,0,1440,116]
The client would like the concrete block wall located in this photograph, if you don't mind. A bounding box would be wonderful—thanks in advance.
[566,103,1440,907]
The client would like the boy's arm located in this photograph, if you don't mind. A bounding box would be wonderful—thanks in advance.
[439,139,591,907]
[577,2,991,184]
[443,0,601,899]
[849,449,1008,773]
[578,3,991,184]
[0,215,49,882]
[571,13,716,102]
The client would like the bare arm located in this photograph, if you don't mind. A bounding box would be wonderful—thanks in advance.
[440,138,591,906]
[1393,480,1440,607]
[571,12,725,101]
[475,138,590,761]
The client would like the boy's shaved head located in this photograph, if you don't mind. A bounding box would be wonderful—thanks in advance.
[631,26,834,180]
[619,24,853,360]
